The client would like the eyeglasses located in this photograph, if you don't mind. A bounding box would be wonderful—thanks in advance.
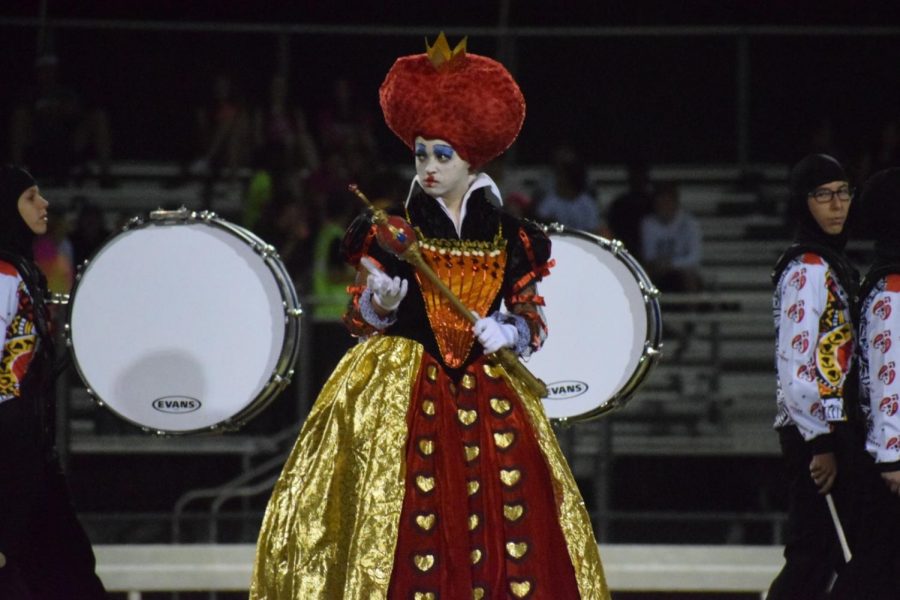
[808,186,853,203]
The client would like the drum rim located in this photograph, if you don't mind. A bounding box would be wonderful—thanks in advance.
[65,212,302,435]
[540,223,662,423]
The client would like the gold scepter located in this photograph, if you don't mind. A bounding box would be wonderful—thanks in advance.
[349,184,547,398]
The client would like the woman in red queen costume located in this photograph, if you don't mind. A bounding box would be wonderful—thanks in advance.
[251,34,608,599]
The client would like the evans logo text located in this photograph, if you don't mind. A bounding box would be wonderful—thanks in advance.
[152,396,202,414]
[546,381,588,400]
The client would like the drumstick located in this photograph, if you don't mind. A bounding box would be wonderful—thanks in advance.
[825,493,852,563]
[350,185,548,398]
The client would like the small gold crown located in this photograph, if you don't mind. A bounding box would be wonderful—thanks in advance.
[426,32,467,70]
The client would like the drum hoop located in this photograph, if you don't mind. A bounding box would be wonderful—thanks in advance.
[543,223,662,423]
[207,217,303,429]
[66,211,303,435]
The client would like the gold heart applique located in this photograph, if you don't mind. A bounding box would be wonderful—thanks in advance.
[490,398,511,415]
[414,554,435,572]
[500,468,521,487]
[468,514,480,531]
[467,480,480,496]
[509,580,532,597]
[457,409,478,426]
[473,586,485,599]
[464,445,480,462]
[418,439,435,456]
[422,399,436,416]
[483,363,501,379]
[413,593,435,600]
[461,374,476,390]
[503,504,524,521]
[415,513,436,532]
[506,541,529,559]
[470,549,482,565]
[416,475,435,493]
[493,431,515,449]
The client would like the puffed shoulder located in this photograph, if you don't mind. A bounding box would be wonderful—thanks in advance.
[886,274,900,293]
[800,252,824,266]
[0,260,19,277]
[340,212,376,265]
[515,218,552,267]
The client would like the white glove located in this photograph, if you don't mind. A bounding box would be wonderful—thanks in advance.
[362,257,407,312]
[473,316,518,354]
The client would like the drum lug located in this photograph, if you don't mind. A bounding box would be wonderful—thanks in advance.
[122,215,145,230]
[47,292,70,305]
[86,389,102,408]
[285,304,303,318]
[150,206,194,221]
[553,416,573,429]
[270,371,293,388]
[609,239,624,254]
[640,282,661,299]
[215,421,241,433]
[545,222,566,234]
[254,243,276,257]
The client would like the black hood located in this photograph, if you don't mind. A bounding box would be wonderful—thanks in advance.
[788,153,851,252]
[0,165,38,260]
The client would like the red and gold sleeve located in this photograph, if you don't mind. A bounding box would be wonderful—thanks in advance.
[505,222,554,351]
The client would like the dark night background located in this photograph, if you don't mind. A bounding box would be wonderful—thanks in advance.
[2,1,899,169]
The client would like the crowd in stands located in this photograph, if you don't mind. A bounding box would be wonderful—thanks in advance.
[10,54,114,188]
[6,53,900,302]
[524,147,703,292]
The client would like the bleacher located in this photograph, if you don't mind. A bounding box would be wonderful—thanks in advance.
[55,160,799,463]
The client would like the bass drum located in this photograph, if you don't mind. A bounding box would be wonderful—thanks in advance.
[66,209,302,434]
[528,225,662,422]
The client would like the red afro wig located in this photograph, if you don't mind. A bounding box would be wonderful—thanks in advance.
[379,35,526,170]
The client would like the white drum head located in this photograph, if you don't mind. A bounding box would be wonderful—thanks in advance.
[527,230,659,420]
[69,221,289,432]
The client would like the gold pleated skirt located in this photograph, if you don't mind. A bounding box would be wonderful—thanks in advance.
[250,335,608,599]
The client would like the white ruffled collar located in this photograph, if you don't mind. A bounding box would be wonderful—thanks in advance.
[405,173,503,236]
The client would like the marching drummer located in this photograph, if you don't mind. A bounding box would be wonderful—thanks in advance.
[767,154,862,598]
[845,167,900,595]
[0,166,106,597]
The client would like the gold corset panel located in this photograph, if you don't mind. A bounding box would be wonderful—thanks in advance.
[415,232,507,368]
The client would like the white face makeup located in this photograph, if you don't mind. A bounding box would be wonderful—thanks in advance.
[414,137,473,203]
[806,180,851,235]
[17,185,49,235]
